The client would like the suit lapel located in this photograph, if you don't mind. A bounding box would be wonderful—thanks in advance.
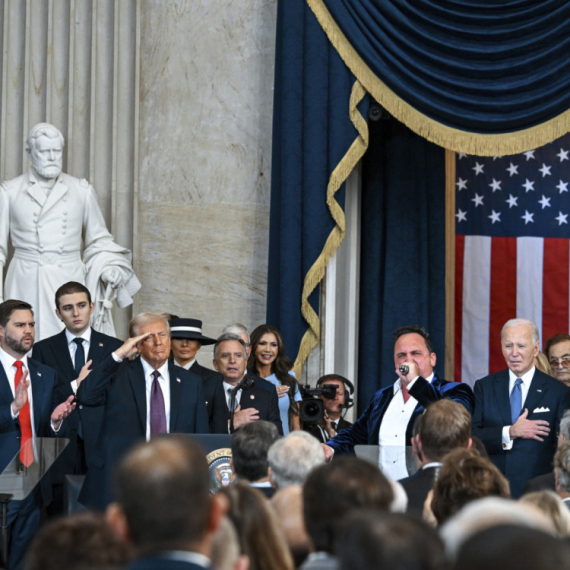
[129,359,147,432]
[28,360,46,434]
[524,370,548,416]
[370,388,395,444]
[87,329,105,362]
[169,363,183,431]
[52,330,76,379]
[40,178,69,217]
[494,370,512,426]
[25,178,47,207]
[0,365,14,406]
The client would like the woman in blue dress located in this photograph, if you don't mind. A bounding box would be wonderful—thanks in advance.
[247,324,301,435]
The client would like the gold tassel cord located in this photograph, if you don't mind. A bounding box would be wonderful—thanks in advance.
[306,0,570,157]
[293,80,369,377]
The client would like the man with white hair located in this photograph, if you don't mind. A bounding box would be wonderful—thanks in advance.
[267,431,325,489]
[472,318,570,498]
[0,122,140,339]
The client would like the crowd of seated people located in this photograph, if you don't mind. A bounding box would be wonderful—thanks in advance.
[4,286,570,569]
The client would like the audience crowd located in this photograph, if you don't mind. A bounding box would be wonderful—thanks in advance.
[2,287,570,570]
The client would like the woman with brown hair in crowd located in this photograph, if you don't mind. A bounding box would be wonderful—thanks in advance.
[248,324,302,434]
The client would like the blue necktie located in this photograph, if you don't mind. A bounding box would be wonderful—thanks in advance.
[73,337,85,377]
[510,378,523,425]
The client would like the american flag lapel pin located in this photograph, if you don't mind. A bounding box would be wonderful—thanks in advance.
[250,394,255,400]
[177,378,181,383]
[37,372,41,376]
[99,343,104,347]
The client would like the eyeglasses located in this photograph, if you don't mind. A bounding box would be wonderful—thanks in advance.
[549,358,570,368]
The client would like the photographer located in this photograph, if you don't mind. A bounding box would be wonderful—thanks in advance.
[302,375,353,444]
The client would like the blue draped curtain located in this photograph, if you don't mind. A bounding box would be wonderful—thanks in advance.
[268,0,570,407]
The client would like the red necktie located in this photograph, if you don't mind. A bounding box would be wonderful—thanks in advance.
[14,361,34,466]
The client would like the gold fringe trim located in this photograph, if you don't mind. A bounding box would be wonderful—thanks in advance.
[293,80,369,377]
[306,0,570,156]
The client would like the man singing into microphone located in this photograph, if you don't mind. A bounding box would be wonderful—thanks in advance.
[210,333,283,435]
[322,325,474,480]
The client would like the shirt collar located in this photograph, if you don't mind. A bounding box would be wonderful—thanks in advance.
[140,357,170,381]
[508,365,536,385]
[175,359,195,370]
[65,327,92,346]
[0,346,29,371]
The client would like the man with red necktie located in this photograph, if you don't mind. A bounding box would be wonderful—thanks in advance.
[0,299,75,570]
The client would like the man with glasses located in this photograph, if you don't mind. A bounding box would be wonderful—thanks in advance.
[546,334,570,387]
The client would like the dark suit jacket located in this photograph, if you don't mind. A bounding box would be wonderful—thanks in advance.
[77,355,210,510]
[32,328,122,476]
[129,556,210,570]
[399,464,440,515]
[184,360,225,427]
[0,358,62,499]
[304,417,352,444]
[327,373,475,454]
[210,375,283,435]
[472,368,570,498]
[523,470,556,494]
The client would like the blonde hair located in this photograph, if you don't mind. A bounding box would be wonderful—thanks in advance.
[129,312,170,337]
[520,491,570,538]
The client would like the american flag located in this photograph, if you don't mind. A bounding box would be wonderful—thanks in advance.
[454,135,570,386]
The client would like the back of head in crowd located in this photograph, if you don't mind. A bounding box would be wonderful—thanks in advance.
[453,524,570,570]
[109,435,224,556]
[231,420,280,482]
[520,490,570,538]
[303,456,394,554]
[217,482,294,570]
[268,431,325,489]
[211,517,249,570]
[431,448,510,526]
[24,511,129,570]
[554,440,570,496]
[414,399,472,462]
[337,511,446,570]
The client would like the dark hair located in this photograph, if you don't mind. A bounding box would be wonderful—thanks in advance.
[303,457,394,553]
[0,300,33,329]
[393,325,434,353]
[417,400,471,462]
[55,281,92,310]
[545,334,570,359]
[247,324,298,417]
[231,420,280,482]
[431,449,510,525]
[454,524,570,570]
[113,435,211,554]
[24,511,129,570]
[337,511,447,570]
[218,483,295,570]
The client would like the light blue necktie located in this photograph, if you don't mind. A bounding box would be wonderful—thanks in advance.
[510,378,523,425]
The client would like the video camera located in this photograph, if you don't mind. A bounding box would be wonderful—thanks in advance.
[299,384,338,422]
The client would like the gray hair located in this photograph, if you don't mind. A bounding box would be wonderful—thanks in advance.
[267,431,325,489]
[26,123,65,153]
[222,323,250,343]
[560,410,570,441]
[555,442,570,493]
[129,312,170,337]
[213,333,247,360]
[501,318,540,345]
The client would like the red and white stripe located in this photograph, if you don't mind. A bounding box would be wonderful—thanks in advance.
[454,236,570,387]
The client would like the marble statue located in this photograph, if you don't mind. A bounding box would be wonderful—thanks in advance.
[0,123,140,340]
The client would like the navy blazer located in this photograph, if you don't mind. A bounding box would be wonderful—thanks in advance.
[32,328,123,474]
[472,368,570,498]
[77,355,210,510]
[210,375,283,435]
[129,556,210,570]
[327,373,475,455]
[0,358,61,499]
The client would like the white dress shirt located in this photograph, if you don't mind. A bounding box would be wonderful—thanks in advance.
[501,366,535,450]
[223,380,242,409]
[379,373,434,480]
[67,327,92,393]
[0,347,36,433]
[140,358,171,441]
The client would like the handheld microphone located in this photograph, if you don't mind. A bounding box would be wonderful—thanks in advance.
[399,364,409,375]
[235,375,254,391]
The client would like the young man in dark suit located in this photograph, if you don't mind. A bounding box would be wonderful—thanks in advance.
[32,281,123,514]
[107,435,227,570]
[210,333,283,435]
[77,312,210,510]
[0,300,75,570]
[473,318,570,498]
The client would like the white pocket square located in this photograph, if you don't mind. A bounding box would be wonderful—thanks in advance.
[533,406,550,413]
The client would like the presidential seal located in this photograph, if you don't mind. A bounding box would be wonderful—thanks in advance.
[206,448,235,493]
